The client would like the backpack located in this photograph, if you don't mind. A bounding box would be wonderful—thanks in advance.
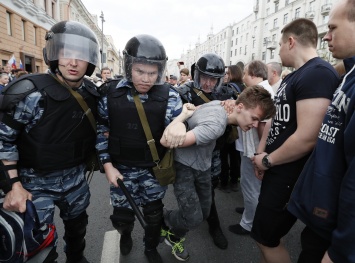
[227,82,243,95]
[0,200,55,262]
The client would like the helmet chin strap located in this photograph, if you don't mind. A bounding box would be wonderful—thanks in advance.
[55,67,85,87]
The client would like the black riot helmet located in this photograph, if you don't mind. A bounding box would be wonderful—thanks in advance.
[43,21,99,76]
[123,34,168,85]
[194,53,225,92]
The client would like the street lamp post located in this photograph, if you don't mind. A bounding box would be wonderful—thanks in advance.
[99,11,105,70]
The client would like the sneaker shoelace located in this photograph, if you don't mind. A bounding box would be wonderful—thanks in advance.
[164,229,186,254]
[171,237,186,254]
[161,228,168,237]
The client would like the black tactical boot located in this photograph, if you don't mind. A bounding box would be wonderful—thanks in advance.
[144,248,163,263]
[209,226,228,249]
[207,189,228,249]
[120,231,133,256]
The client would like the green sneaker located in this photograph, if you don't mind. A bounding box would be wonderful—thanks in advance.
[164,231,189,261]
[160,227,168,243]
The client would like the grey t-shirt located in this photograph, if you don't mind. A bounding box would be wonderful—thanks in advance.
[174,100,228,171]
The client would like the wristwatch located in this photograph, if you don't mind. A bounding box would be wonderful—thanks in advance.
[262,154,272,168]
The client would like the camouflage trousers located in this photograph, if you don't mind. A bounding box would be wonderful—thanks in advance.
[164,161,212,238]
[211,150,221,182]
[20,164,90,245]
[110,164,167,209]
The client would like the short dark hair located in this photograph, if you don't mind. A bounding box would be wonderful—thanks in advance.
[236,85,276,120]
[246,60,268,80]
[281,18,318,48]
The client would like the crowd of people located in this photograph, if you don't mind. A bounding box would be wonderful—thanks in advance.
[0,65,29,91]
[1,1,355,262]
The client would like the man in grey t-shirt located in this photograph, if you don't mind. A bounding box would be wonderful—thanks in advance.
[160,86,276,262]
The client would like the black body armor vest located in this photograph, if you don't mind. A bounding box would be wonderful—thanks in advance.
[107,84,170,167]
[16,74,99,171]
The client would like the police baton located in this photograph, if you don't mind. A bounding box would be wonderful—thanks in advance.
[116,178,148,230]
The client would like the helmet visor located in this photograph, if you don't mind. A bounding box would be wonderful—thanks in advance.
[45,33,99,67]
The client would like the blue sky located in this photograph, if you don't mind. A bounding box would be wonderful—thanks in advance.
[82,0,254,60]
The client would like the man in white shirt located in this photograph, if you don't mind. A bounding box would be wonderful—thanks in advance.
[230,60,274,235]
[267,62,282,93]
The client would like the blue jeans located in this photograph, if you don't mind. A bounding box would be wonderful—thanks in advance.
[165,162,212,238]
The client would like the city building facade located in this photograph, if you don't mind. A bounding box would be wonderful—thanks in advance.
[0,0,59,73]
[0,0,122,76]
[173,0,336,74]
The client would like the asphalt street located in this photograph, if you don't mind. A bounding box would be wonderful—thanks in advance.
[54,171,304,263]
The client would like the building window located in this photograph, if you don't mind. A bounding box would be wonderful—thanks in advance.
[244,45,247,55]
[252,53,255,60]
[232,30,234,36]
[323,15,329,24]
[310,1,315,11]
[266,8,270,16]
[230,51,233,57]
[272,34,276,41]
[34,26,37,45]
[253,39,256,48]
[284,13,288,24]
[295,8,301,18]
[246,33,249,41]
[236,27,239,34]
[262,52,266,61]
[52,1,56,18]
[21,20,26,41]
[285,0,289,5]
[236,38,238,45]
[271,50,275,59]
[241,36,243,43]
[273,18,278,28]
[263,37,268,47]
[275,2,279,12]
[235,49,237,56]
[231,40,233,46]
[6,11,12,36]
[240,47,242,55]
[265,22,268,30]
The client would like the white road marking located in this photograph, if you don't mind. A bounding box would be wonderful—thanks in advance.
[101,230,121,263]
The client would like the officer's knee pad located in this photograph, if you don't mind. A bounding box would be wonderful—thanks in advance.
[110,207,135,233]
[142,200,164,225]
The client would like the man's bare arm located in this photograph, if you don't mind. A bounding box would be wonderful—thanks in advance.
[254,98,330,169]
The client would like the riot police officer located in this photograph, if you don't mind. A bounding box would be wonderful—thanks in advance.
[0,21,100,263]
[96,34,183,263]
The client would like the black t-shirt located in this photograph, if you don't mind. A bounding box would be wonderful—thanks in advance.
[266,57,339,181]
